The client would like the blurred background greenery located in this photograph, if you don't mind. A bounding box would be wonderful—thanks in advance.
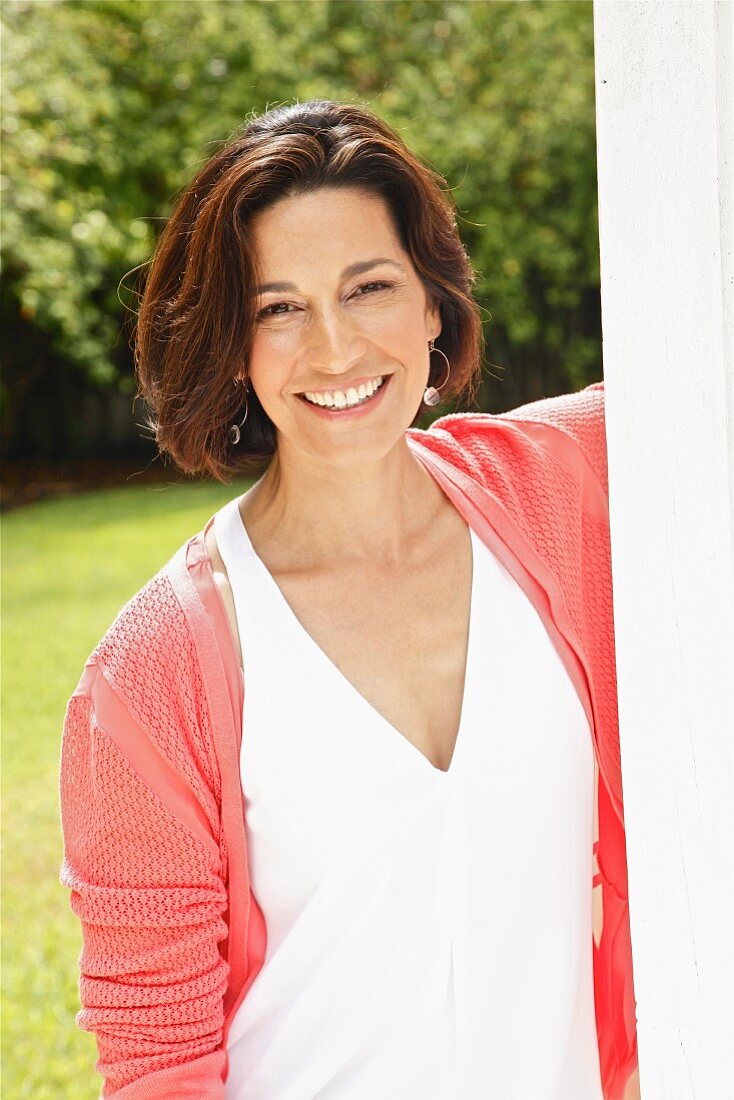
[2,1,601,1094]
[2,0,600,470]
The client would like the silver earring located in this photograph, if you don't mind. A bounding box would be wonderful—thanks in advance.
[423,339,450,407]
[229,379,249,445]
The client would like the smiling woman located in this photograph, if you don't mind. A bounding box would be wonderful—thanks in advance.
[133,100,484,483]
[59,98,638,1100]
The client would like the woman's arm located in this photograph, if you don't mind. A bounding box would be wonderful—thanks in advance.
[622,1066,642,1100]
[59,660,230,1098]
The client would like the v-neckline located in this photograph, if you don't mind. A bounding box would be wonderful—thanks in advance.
[224,497,477,780]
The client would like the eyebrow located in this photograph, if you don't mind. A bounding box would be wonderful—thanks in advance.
[255,258,407,295]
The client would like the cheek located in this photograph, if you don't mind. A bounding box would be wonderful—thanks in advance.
[247,339,293,396]
[363,308,427,354]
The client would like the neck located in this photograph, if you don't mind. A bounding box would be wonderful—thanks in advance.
[240,435,443,574]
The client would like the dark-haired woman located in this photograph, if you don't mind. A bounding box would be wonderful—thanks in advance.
[59,99,639,1100]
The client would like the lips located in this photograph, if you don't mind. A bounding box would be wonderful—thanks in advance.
[299,372,384,397]
[297,372,393,417]
[300,377,385,410]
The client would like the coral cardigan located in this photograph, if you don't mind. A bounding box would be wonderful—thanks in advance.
[59,380,638,1100]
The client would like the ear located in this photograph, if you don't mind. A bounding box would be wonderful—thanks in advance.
[426,292,442,341]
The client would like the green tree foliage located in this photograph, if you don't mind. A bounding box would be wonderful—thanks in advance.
[1,0,600,458]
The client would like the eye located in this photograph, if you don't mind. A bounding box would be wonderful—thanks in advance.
[352,280,394,296]
[256,301,294,319]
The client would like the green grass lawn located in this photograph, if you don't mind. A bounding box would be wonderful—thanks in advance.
[1,477,253,1099]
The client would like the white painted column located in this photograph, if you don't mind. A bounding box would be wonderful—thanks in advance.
[593,2,734,1097]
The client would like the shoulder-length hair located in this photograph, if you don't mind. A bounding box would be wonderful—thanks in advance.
[134,98,485,482]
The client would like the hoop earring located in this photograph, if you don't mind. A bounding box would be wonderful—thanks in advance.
[423,339,451,407]
[229,379,249,445]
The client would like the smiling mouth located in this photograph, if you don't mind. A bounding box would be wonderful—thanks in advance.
[297,375,389,411]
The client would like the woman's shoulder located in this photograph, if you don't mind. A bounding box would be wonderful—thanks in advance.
[493,380,608,494]
[88,549,198,680]
[75,524,222,719]
[67,526,225,796]
[412,381,608,498]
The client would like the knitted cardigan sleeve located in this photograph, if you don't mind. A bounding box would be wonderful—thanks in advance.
[59,570,230,1098]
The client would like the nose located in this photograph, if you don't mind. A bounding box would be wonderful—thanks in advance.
[303,306,367,378]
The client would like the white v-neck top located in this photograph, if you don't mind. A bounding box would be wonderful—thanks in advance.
[215,495,603,1100]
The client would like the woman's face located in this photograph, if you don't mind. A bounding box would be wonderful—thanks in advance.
[245,185,442,463]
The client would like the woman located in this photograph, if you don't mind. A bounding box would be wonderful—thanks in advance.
[59,99,639,1099]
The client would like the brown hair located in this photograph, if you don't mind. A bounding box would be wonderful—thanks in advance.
[134,98,485,482]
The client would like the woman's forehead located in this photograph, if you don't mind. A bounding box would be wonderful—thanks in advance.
[251,187,402,259]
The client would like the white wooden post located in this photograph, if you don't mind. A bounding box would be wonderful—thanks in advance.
[592,2,734,1096]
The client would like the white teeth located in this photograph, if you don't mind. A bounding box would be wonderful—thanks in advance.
[303,376,384,409]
